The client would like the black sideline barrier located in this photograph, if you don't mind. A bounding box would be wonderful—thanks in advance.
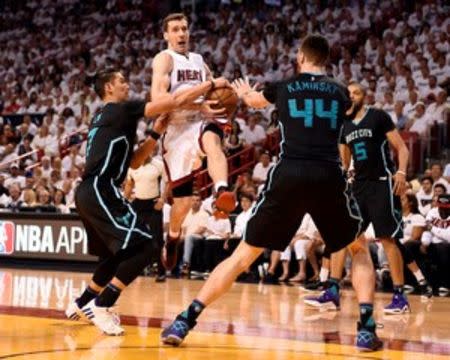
[0,213,97,262]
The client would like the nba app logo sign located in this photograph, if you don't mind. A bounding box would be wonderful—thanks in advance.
[0,221,14,254]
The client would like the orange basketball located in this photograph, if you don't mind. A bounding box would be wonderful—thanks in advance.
[206,86,239,119]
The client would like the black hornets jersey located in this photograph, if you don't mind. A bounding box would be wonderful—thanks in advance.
[263,73,351,163]
[340,107,396,180]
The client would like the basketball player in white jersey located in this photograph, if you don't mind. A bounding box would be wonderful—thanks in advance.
[151,13,235,270]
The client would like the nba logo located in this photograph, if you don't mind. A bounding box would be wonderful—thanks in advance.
[0,221,14,255]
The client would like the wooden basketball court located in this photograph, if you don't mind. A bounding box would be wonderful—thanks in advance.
[0,268,448,359]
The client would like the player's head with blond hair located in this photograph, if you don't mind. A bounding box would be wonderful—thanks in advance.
[163,13,190,54]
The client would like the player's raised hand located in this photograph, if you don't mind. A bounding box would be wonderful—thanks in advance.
[232,77,258,98]
[200,100,226,118]
[393,171,407,196]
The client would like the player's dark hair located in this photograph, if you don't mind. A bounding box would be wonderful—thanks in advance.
[94,68,119,99]
[163,13,188,32]
[300,34,330,66]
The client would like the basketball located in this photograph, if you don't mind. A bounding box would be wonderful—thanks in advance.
[206,86,239,119]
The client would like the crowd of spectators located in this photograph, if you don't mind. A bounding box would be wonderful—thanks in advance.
[0,0,449,291]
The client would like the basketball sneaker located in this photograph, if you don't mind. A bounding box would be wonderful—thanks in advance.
[82,299,124,336]
[301,280,327,292]
[65,300,89,322]
[304,287,340,310]
[383,293,411,314]
[418,282,433,299]
[356,322,383,352]
[161,235,179,270]
[161,314,196,346]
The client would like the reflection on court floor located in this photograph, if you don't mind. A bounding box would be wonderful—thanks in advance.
[0,268,449,359]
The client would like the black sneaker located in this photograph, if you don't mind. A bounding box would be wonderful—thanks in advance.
[302,280,327,292]
[155,274,166,283]
[418,282,433,299]
[262,272,279,285]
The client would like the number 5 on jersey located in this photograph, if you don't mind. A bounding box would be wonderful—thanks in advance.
[288,99,338,129]
[354,141,368,161]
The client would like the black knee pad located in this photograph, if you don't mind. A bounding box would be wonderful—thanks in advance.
[172,178,194,198]
[92,256,120,287]
[115,241,155,285]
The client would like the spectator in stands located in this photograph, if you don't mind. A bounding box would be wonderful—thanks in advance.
[4,163,25,189]
[62,145,84,173]
[427,90,449,124]
[241,114,266,153]
[404,90,420,116]
[0,173,8,197]
[391,101,409,130]
[278,224,310,283]
[40,156,52,179]
[181,193,209,276]
[231,193,255,241]
[233,171,257,201]
[421,194,450,296]
[21,188,37,208]
[54,189,69,214]
[31,125,55,156]
[17,137,37,168]
[417,176,434,216]
[5,184,22,210]
[430,163,450,192]
[252,151,273,186]
[406,102,430,137]
[202,203,232,274]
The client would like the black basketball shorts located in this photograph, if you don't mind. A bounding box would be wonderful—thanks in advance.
[352,179,403,239]
[75,178,156,258]
[244,159,363,254]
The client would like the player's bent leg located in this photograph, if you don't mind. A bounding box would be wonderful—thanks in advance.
[380,237,410,314]
[202,131,236,213]
[83,242,154,335]
[347,236,382,352]
[161,241,264,346]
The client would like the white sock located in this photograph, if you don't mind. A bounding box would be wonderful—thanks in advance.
[413,269,425,283]
[319,267,329,282]
[214,181,228,192]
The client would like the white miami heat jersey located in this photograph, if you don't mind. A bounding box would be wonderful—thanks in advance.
[164,49,207,124]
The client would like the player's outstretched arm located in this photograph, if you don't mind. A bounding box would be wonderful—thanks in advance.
[232,77,269,109]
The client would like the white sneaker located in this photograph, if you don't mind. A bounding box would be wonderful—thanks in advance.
[65,300,90,322]
[82,299,124,336]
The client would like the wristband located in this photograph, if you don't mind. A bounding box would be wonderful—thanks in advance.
[148,129,161,141]
[396,170,406,176]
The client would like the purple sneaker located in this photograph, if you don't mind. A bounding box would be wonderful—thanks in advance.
[304,288,340,311]
[383,293,411,314]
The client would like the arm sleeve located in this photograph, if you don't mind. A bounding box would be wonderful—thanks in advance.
[262,82,278,104]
